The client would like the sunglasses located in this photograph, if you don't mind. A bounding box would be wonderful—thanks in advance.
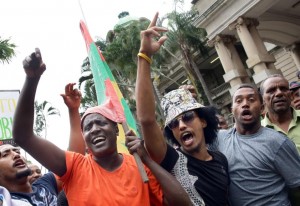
[167,111,196,129]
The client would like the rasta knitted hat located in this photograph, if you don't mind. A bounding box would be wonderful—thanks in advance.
[161,88,204,127]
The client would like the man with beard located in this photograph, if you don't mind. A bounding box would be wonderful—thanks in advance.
[215,84,300,205]
[12,48,192,206]
[0,144,58,205]
[260,74,300,153]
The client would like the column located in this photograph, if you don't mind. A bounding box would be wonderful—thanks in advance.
[208,35,251,95]
[229,17,281,85]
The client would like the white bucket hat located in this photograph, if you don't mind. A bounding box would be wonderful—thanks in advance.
[161,88,204,127]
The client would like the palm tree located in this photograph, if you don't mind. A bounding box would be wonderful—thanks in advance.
[34,100,60,138]
[78,56,98,112]
[0,37,16,64]
[162,9,213,105]
[32,100,59,173]
[78,13,150,114]
[78,7,214,115]
[103,15,150,96]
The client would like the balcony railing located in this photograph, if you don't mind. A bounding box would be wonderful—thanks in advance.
[210,82,230,99]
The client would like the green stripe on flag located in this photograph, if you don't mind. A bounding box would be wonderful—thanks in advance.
[86,32,139,136]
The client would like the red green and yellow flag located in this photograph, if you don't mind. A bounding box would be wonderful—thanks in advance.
[80,21,138,153]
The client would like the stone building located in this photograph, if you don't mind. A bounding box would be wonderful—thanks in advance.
[157,0,300,125]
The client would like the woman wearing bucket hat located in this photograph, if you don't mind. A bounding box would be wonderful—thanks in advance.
[136,13,229,205]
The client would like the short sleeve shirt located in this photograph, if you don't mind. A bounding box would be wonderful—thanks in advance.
[59,151,163,206]
[160,144,229,206]
[10,172,58,206]
[216,127,300,206]
[262,108,300,153]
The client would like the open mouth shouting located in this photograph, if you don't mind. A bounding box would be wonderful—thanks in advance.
[13,159,27,168]
[180,131,194,147]
[92,136,106,146]
[241,110,253,121]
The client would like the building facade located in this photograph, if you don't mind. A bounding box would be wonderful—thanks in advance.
[157,0,300,124]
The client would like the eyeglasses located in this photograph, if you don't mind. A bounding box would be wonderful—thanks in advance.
[167,111,196,129]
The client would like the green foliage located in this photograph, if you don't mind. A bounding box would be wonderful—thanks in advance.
[0,37,16,64]
[78,7,212,112]
[80,79,98,113]
[164,10,208,61]
[103,18,150,81]
[162,9,212,104]
[167,10,207,54]
[95,40,107,51]
[79,16,152,113]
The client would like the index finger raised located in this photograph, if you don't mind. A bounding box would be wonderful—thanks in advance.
[35,48,42,61]
[148,12,159,29]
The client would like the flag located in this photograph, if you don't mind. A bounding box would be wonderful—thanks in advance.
[80,21,139,153]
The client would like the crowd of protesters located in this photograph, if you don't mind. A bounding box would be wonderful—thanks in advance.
[0,12,299,206]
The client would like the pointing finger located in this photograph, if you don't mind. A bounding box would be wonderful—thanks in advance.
[35,48,42,60]
[148,12,159,29]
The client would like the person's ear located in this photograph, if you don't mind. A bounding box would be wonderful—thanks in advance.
[200,118,207,128]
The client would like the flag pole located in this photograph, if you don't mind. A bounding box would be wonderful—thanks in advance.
[78,0,88,27]
[78,17,149,182]
[122,122,149,182]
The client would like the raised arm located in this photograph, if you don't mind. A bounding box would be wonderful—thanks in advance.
[126,132,192,206]
[136,13,168,163]
[12,48,66,177]
[61,83,85,154]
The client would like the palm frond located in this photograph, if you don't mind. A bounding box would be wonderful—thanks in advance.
[0,37,16,64]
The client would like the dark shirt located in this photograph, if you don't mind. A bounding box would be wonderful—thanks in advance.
[161,144,229,206]
[11,172,58,206]
[57,190,68,206]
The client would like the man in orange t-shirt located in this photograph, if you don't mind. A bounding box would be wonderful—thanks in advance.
[60,147,162,205]
[13,48,192,206]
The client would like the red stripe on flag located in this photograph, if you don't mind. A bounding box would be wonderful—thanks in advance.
[80,21,106,62]
[80,20,94,53]
[105,79,126,123]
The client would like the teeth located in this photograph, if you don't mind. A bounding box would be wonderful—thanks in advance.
[181,132,190,137]
[93,137,105,144]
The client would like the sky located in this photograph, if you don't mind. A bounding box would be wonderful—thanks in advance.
[0,0,191,165]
